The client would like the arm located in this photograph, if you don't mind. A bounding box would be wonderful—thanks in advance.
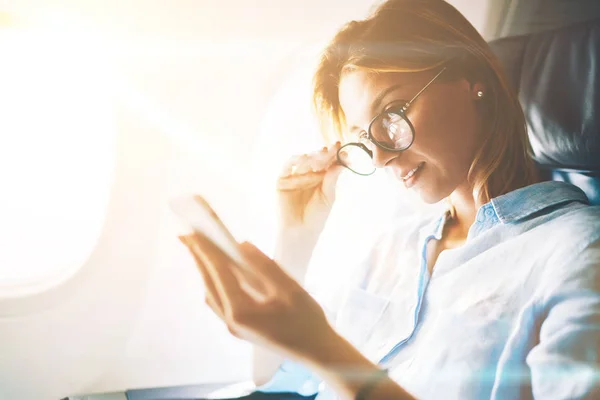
[301,329,415,400]
[527,239,600,399]
[252,227,322,386]
[253,143,344,386]
[252,345,287,386]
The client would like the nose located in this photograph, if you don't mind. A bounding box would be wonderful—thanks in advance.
[371,145,398,168]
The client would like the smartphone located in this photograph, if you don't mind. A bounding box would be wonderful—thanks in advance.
[170,195,251,270]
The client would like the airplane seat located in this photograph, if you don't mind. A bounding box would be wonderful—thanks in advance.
[489,18,600,205]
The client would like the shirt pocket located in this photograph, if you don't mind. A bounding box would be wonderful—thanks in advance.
[335,287,390,349]
[413,309,512,387]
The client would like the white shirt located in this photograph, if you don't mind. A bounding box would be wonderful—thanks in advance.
[259,181,600,399]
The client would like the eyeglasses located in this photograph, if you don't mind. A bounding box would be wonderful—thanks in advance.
[336,67,447,176]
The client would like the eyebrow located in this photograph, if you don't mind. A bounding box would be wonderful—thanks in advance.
[348,83,405,133]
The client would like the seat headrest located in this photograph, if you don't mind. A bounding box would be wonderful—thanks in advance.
[489,19,600,172]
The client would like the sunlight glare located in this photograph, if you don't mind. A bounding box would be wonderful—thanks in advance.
[0,16,116,293]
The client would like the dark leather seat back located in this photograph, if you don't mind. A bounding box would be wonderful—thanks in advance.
[489,19,600,205]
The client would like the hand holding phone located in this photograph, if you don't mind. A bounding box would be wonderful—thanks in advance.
[170,195,251,271]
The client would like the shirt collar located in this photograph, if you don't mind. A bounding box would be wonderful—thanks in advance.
[490,181,589,224]
[420,181,589,241]
[419,209,451,243]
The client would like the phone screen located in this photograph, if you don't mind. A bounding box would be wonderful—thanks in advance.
[170,196,250,270]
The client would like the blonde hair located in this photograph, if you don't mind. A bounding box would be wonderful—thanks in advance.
[313,0,538,203]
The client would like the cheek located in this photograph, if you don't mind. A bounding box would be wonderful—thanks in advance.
[410,92,480,170]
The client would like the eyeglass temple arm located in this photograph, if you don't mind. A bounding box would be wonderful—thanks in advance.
[403,67,447,111]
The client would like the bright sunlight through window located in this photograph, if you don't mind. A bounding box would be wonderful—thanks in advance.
[0,16,116,294]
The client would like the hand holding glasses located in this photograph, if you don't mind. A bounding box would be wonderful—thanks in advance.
[276,142,346,230]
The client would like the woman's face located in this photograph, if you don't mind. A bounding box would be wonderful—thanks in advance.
[338,69,484,204]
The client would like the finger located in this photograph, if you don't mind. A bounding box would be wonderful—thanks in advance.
[205,294,226,321]
[239,242,300,289]
[280,142,341,177]
[185,233,269,297]
[179,235,224,313]
[293,151,332,175]
[186,234,250,318]
[187,232,233,268]
[308,153,336,173]
[232,267,270,302]
[277,170,324,191]
[280,153,308,177]
[306,142,344,173]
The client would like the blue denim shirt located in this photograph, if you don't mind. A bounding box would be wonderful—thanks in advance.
[258,181,600,399]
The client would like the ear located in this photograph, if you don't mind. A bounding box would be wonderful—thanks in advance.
[471,82,486,100]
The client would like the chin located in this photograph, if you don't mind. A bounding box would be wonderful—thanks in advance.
[415,188,446,204]
[387,168,451,204]
[413,178,454,204]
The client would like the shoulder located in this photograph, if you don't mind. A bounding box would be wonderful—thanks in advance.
[533,203,600,251]
[533,205,600,301]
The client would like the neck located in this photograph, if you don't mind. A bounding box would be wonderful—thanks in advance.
[447,182,482,240]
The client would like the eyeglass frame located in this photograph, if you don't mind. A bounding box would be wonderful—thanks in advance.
[336,66,448,176]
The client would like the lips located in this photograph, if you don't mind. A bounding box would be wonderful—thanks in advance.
[400,162,424,181]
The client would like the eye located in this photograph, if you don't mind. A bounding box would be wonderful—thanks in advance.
[383,99,409,114]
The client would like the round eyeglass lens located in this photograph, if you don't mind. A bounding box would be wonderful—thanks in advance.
[370,111,413,150]
[337,143,376,176]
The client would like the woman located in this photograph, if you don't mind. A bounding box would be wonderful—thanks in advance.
[179,0,600,399]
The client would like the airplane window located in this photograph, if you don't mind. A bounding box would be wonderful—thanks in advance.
[0,19,115,293]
